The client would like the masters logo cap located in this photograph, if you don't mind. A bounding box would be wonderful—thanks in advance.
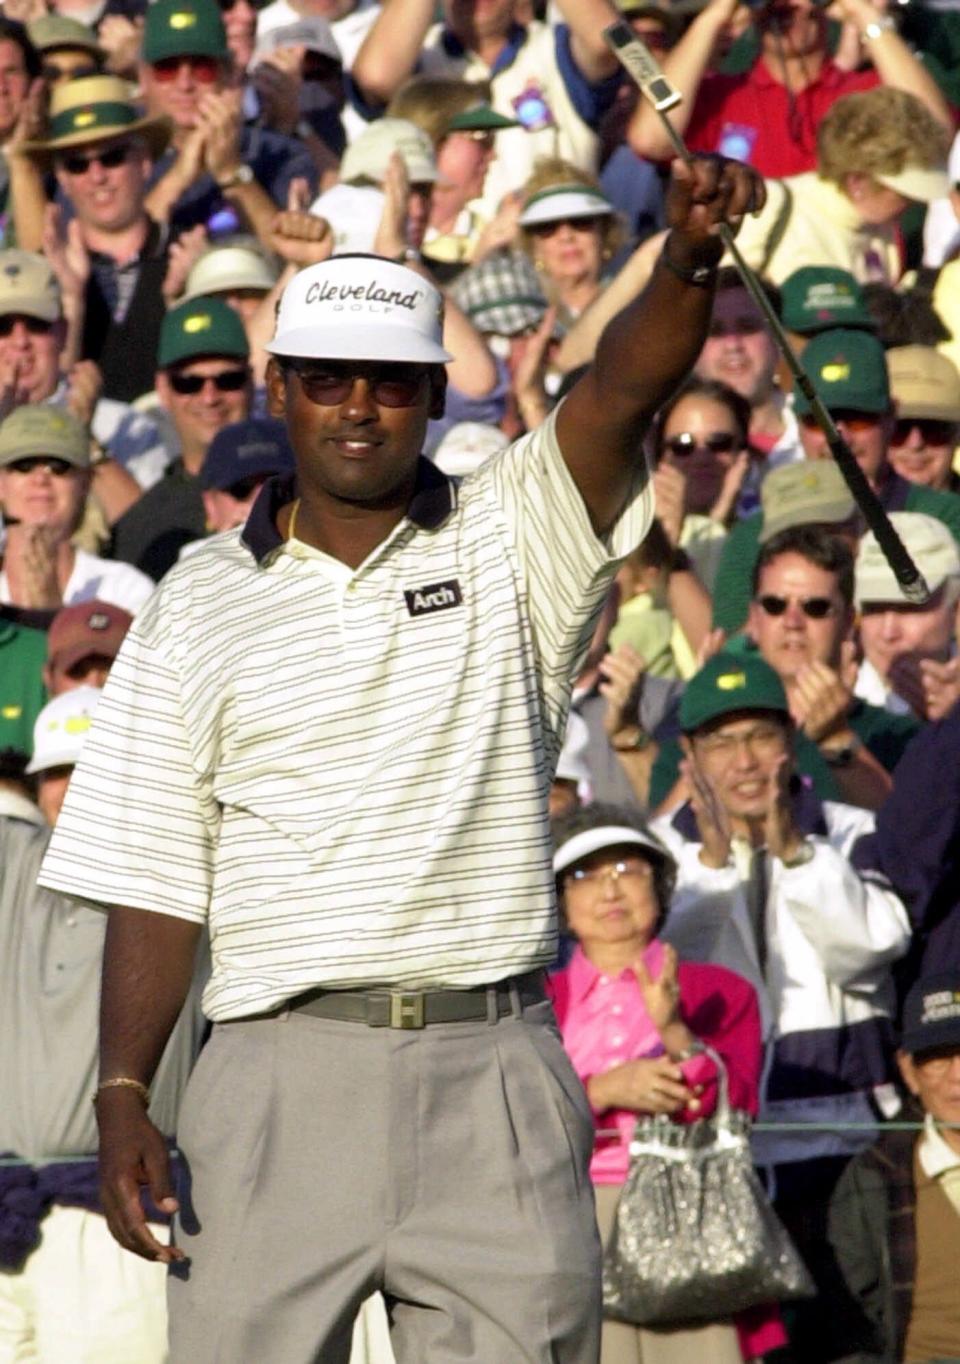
[0,405,89,468]
[759,461,857,543]
[856,511,960,605]
[267,255,451,364]
[143,0,228,63]
[22,74,172,163]
[0,250,61,323]
[793,328,890,417]
[780,266,873,336]
[28,13,104,57]
[159,296,250,369]
[887,345,960,422]
[25,686,102,775]
[680,652,790,734]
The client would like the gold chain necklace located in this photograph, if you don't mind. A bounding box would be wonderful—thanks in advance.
[287,497,301,541]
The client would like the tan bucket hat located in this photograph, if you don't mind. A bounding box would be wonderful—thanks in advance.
[23,74,171,165]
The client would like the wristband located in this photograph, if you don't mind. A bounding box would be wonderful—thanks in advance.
[93,1076,150,1107]
[662,236,722,288]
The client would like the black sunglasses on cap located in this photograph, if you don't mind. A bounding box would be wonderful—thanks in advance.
[5,456,75,476]
[0,315,54,338]
[59,143,135,176]
[169,368,249,395]
[287,362,427,409]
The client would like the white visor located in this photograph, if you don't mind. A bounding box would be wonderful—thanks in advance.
[875,165,951,204]
[519,186,615,228]
[553,825,671,876]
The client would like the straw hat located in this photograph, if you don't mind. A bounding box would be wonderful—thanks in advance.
[23,74,171,164]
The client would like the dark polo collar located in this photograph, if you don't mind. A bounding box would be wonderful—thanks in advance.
[240,459,459,564]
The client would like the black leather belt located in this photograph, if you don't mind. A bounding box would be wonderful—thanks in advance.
[283,971,546,1029]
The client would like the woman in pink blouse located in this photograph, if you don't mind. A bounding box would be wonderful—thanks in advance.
[549,803,784,1364]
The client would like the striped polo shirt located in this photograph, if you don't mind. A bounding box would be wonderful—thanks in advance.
[39,409,652,1021]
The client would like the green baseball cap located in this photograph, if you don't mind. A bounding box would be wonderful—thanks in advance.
[780,267,874,337]
[446,105,518,133]
[680,652,789,734]
[793,328,890,418]
[158,297,249,369]
[143,0,228,64]
[0,405,90,468]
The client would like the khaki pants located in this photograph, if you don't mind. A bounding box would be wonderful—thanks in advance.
[594,1184,743,1364]
[0,1206,169,1364]
[169,998,602,1363]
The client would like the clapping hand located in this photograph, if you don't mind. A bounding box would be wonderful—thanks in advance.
[681,754,732,868]
[599,644,648,751]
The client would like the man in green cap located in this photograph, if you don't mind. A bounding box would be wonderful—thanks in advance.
[110,296,253,580]
[651,648,911,1363]
[711,326,960,634]
[139,0,317,240]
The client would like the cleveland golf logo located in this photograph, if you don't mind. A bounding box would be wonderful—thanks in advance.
[305,279,426,313]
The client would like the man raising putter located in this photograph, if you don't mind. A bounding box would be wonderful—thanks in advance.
[39,154,763,1363]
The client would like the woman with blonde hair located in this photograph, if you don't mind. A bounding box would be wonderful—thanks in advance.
[517,156,626,327]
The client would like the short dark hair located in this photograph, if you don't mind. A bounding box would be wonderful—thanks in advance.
[752,525,855,607]
[0,18,40,77]
[552,800,676,936]
[714,266,781,319]
[651,375,752,461]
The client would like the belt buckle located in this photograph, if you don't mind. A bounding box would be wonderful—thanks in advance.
[389,991,426,1029]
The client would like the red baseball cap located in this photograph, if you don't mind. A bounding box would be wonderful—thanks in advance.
[47,600,132,676]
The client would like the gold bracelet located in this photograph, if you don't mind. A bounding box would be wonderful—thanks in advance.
[92,1077,150,1107]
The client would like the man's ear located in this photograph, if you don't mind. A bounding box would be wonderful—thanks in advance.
[265,358,287,419]
[680,734,694,762]
[746,601,761,644]
[428,365,447,421]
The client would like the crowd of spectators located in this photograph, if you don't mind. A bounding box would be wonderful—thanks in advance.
[3,0,960,1356]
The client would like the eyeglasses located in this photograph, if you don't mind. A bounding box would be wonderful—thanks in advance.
[168,368,249,395]
[891,417,957,446]
[5,456,75,476]
[0,314,54,338]
[756,594,836,619]
[288,363,427,408]
[566,859,654,886]
[59,143,134,176]
[800,410,882,434]
[529,216,602,238]
[42,61,98,82]
[663,431,739,458]
[150,55,221,84]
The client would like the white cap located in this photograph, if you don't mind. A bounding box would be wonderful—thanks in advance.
[308,183,384,255]
[340,118,444,187]
[875,165,951,205]
[26,686,101,775]
[856,511,960,605]
[555,711,591,787]
[254,18,341,63]
[267,256,452,363]
[553,824,672,876]
[432,421,509,477]
[181,242,278,305]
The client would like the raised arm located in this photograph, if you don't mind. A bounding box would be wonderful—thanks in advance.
[555,155,764,535]
[553,0,622,82]
[837,0,952,132]
[351,0,435,108]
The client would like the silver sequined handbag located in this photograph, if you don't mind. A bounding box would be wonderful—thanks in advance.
[602,1044,814,1327]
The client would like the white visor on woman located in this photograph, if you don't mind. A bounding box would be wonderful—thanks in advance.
[553,825,671,876]
[519,185,615,228]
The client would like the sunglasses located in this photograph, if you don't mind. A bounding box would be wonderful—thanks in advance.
[800,410,881,434]
[756,594,836,619]
[59,143,133,176]
[42,61,98,82]
[288,363,426,408]
[6,456,75,476]
[168,368,249,395]
[891,417,957,446]
[0,314,53,337]
[150,55,221,84]
[663,431,739,458]
[529,216,602,238]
